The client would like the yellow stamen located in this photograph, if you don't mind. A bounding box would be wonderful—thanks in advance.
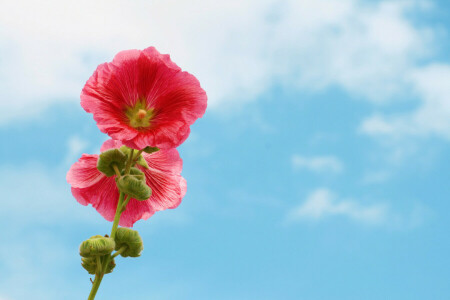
[125,101,155,129]
[137,109,147,119]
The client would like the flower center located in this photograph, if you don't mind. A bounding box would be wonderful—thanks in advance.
[125,101,155,129]
[137,109,147,119]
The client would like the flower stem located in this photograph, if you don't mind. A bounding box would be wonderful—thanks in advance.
[124,149,134,174]
[96,256,102,274]
[111,192,125,239]
[112,245,128,258]
[87,151,135,299]
[132,149,144,164]
[88,274,103,300]
[120,195,131,212]
[86,192,125,299]
[113,164,121,177]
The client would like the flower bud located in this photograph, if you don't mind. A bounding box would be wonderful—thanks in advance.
[114,228,144,257]
[128,167,145,181]
[97,149,127,177]
[81,256,116,275]
[119,146,149,169]
[79,235,116,257]
[116,175,152,200]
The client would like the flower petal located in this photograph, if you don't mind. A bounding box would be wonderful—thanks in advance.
[68,141,186,227]
[67,154,103,188]
[100,139,123,152]
[71,176,119,222]
[81,46,207,150]
[139,148,186,211]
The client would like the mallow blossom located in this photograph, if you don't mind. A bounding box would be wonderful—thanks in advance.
[70,46,205,299]
[67,139,187,227]
[80,46,207,150]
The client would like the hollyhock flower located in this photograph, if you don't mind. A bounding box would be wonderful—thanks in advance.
[66,139,187,227]
[81,47,207,150]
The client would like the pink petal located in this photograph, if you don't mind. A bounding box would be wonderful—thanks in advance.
[66,154,103,188]
[67,142,187,227]
[138,148,186,211]
[80,46,207,150]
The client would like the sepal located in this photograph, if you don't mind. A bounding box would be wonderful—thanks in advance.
[79,235,116,257]
[142,146,159,154]
[97,149,127,177]
[81,256,116,275]
[116,175,152,200]
[114,228,144,257]
[127,167,145,181]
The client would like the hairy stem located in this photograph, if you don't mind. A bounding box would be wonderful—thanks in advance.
[113,164,121,177]
[120,195,131,212]
[132,149,144,164]
[111,192,125,239]
[86,192,124,300]
[87,150,135,299]
[124,149,134,174]
[88,274,103,300]
[112,245,128,259]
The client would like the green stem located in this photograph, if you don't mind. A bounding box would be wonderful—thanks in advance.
[132,149,144,164]
[124,149,134,174]
[88,274,103,300]
[113,164,121,177]
[86,151,135,299]
[86,193,124,300]
[96,256,102,274]
[86,192,125,300]
[112,245,128,258]
[111,192,125,239]
[120,195,131,212]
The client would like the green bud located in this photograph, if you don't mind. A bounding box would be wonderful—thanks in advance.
[142,146,159,154]
[79,235,115,257]
[97,149,127,177]
[114,228,144,258]
[119,146,149,169]
[127,167,145,181]
[81,256,116,275]
[116,175,152,200]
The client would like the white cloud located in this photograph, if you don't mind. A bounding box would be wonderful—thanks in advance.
[360,64,450,140]
[361,170,391,184]
[65,135,88,164]
[286,188,430,228]
[0,0,440,126]
[292,154,343,173]
[287,188,387,225]
[0,164,100,226]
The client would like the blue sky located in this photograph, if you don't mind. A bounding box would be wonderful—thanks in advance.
[0,0,449,299]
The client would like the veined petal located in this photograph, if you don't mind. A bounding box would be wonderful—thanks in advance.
[68,141,187,227]
[100,139,123,152]
[71,176,119,222]
[138,148,186,211]
[67,154,103,188]
[80,46,207,150]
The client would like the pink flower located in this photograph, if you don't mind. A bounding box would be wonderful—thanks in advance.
[66,139,187,227]
[81,47,207,150]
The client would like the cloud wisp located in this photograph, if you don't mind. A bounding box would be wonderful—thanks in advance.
[286,188,387,225]
[360,64,450,141]
[286,188,429,229]
[0,0,445,138]
[292,154,344,174]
